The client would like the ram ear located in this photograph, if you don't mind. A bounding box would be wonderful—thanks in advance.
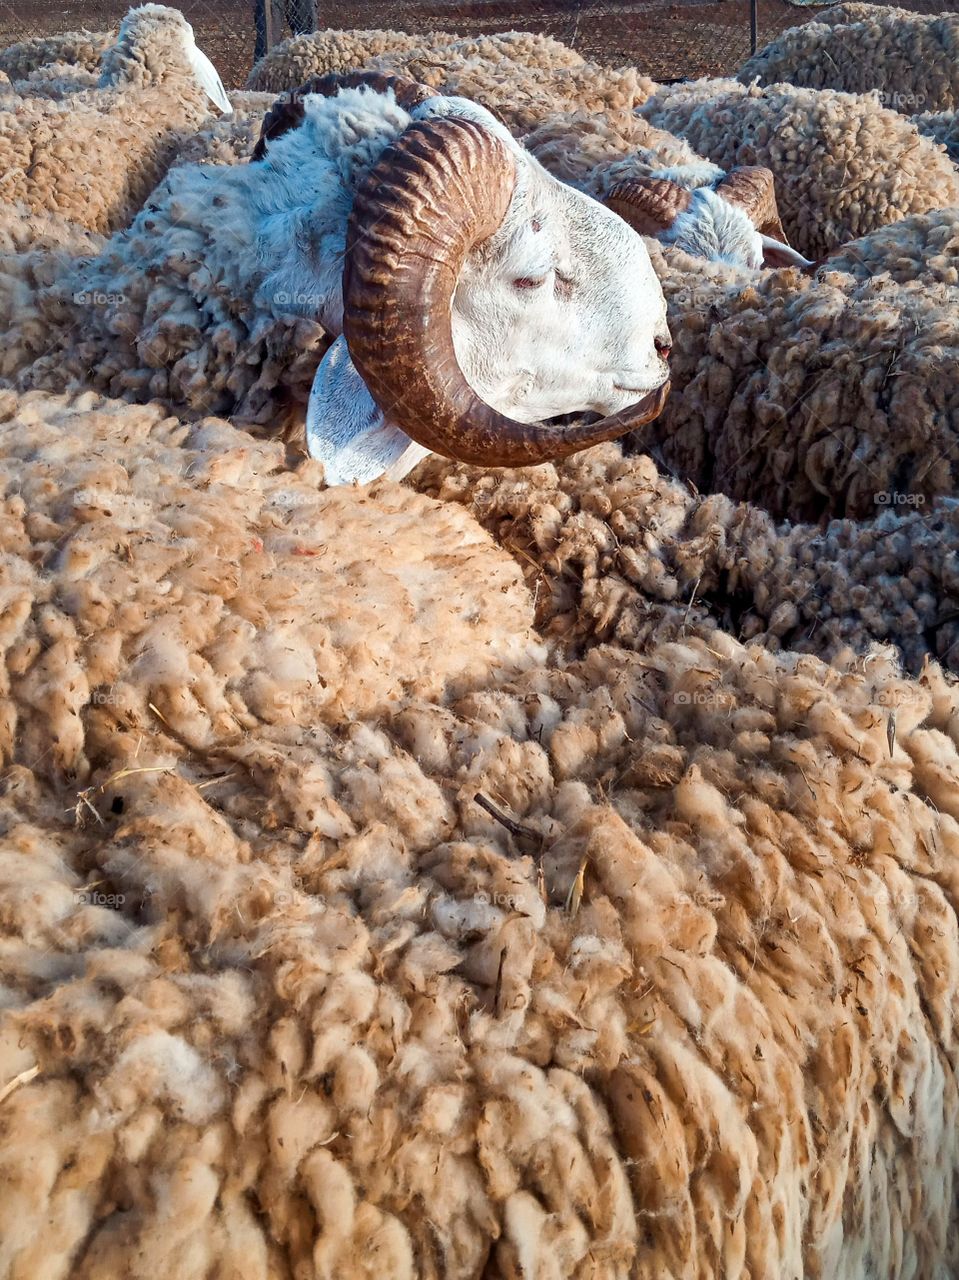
[760,234,813,270]
[306,335,431,485]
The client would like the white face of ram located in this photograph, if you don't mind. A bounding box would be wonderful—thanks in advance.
[307,135,671,485]
[451,161,671,422]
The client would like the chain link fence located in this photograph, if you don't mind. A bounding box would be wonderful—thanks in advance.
[0,0,956,89]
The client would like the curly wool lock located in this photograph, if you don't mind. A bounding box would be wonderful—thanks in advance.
[739,3,959,115]
[3,391,959,1278]
[641,79,959,258]
[913,108,959,163]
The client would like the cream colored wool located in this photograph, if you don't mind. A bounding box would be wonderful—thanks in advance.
[416,443,959,673]
[2,388,959,1277]
[0,9,220,235]
[371,40,654,133]
[631,240,959,520]
[739,3,959,114]
[0,388,545,781]
[245,27,460,92]
[641,79,959,257]
[0,27,113,80]
[523,108,704,192]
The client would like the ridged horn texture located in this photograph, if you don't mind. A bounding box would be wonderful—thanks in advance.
[251,72,437,161]
[715,165,791,242]
[343,118,669,468]
[604,177,692,236]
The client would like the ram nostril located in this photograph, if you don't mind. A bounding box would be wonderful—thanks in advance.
[655,337,672,361]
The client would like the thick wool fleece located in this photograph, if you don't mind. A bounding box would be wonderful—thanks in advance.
[245,27,461,92]
[370,39,654,133]
[168,92,276,169]
[416,443,959,674]
[2,389,959,1279]
[0,388,545,781]
[626,240,959,520]
[642,79,959,257]
[913,109,959,163]
[740,3,959,115]
[822,206,959,284]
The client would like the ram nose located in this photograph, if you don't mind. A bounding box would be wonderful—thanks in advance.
[655,335,672,362]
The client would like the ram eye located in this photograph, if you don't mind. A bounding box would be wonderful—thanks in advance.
[513,276,547,290]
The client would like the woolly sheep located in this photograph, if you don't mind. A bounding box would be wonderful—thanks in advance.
[633,237,959,520]
[0,5,232,234]
[739,3,959,115]
[2,388,959,1278]
[641,79,959,258]
[3,78,671,480]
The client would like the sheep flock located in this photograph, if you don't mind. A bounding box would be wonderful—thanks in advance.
[1,5,959,1279]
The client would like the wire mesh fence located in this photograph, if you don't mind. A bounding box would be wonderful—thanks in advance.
[0,0,956,90]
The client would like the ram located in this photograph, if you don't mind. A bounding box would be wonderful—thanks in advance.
[5,74,672,484]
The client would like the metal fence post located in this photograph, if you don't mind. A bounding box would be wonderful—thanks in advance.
[750,0,759,55]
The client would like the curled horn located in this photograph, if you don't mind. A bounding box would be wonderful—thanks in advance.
[603,177,692,236]
[714,165,791,242]
[342,118,669,469]
[251,72,437,161]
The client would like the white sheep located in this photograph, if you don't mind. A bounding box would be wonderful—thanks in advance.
[5,74,672,482]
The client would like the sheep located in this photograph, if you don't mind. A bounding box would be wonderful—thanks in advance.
[3,75,671,482]
[0,5,231,235]
[739,3,959,115]
[245,27,461,92]
[817,206,959,285]
[623,236,959,522]
[2,389,959,1278]
[416,442,959,675]
[641,79,959,258]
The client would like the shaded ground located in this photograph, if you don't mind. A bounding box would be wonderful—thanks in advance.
[0,0,953,89]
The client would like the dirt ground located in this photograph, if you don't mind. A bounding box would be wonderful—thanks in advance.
[0,0,950,87]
